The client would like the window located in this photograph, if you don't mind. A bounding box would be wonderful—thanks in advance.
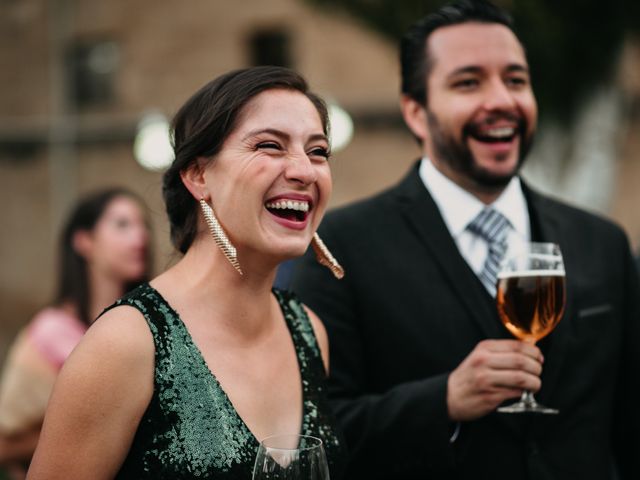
[66,40,119,108]
[248,28,292,67]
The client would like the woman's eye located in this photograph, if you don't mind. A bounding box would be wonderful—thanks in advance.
[309,147,330,159]
[256,142,281,151]
[115,218,131,229]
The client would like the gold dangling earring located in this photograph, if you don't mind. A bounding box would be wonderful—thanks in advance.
[311,233,344,279]
[199,199,243,275]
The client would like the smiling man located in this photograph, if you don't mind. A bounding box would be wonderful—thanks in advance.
[291,1,640,479]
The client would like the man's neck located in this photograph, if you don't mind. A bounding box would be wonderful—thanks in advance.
[428,158,508,205]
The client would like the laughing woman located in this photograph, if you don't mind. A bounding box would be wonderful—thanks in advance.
[27,66,345,480]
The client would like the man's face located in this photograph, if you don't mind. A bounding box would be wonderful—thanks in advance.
[423,22,537,192]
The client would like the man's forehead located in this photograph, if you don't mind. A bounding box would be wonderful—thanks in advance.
[427,22,528,75]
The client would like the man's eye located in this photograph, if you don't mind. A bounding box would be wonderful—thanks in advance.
[506,76,528,87]
[453,78,478,89]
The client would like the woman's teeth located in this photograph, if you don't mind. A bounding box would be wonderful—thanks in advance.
[265,200,309,212]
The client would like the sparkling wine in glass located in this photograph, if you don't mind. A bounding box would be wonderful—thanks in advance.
[496,242,566,414]
[252,434,330,480]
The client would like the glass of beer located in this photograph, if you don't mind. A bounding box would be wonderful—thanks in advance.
[496,242,566,414]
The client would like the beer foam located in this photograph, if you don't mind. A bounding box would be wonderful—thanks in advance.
[497,269,566,278]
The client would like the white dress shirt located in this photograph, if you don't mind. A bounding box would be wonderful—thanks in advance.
[419,157,531,443]
[418,157,531,278]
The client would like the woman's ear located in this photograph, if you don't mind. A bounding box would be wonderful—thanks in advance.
[180,160,207,200]
[400,95,429,143]
[72,230,93,259]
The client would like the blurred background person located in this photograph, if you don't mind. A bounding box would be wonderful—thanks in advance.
[0,188,150,480]
[27,66,345,480]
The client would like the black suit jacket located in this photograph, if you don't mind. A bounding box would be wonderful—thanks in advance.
[291,163,640,480]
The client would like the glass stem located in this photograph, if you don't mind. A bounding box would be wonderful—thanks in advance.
[521,390,538,407]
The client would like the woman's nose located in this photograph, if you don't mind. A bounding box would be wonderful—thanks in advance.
[284,153,317,185]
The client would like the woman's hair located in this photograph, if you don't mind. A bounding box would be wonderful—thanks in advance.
[164,65,329,253]
[54,188,150,325]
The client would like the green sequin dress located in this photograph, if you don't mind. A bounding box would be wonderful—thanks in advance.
[105,283,345,479]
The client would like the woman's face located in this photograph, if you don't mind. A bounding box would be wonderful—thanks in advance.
[202,88,332,264]
[83,196,149,283]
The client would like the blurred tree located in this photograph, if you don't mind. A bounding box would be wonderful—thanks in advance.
[305,0,640,124]
[305,0,640,214]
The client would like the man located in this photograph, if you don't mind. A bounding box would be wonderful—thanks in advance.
[291,1,640,478]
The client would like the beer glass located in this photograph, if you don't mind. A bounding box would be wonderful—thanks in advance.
[496,242,566,414]
[252,434,330,480]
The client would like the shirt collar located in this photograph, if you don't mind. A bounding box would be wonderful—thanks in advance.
[418,157,529,239]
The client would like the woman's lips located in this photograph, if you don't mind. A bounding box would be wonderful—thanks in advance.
[264,195,313,230]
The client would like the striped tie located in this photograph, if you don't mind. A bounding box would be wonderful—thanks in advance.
[467,207,511,296]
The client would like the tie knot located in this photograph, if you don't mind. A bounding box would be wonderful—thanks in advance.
[467,207,510,244]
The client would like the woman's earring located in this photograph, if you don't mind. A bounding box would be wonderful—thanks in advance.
[312,233,344,280]
[199,199,243,275]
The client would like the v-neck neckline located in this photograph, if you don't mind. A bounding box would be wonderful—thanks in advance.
[143,283,309,445]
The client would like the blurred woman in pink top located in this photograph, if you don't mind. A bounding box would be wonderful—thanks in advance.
[0,188,151,479]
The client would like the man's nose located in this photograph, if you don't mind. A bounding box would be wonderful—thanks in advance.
[482,78,517,112]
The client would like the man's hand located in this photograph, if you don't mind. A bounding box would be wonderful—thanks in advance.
[447,339,543,422]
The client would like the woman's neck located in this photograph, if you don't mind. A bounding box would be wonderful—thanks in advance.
[152,236,281,339]
[87,271,126,323]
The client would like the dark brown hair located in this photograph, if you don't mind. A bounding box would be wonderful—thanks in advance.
[55,188,151,325]
[400,0,517,106]
[163,65,329,253]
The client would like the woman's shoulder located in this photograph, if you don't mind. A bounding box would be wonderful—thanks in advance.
[29,306,85,335]
[62,304,155,389]
[26,306,87,370]
[104,282,170,319]
[86,304,154,358]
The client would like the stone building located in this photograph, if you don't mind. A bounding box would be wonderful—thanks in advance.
[0,0,418,357]
[0,0,639,359]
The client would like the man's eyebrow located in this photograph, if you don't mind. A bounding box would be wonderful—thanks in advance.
[505,64,530,74]
[447,63,530,78]
[448,65,483,78]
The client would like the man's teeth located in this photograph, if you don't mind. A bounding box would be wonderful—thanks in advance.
[265,200,310,212]
[485,127,515,138]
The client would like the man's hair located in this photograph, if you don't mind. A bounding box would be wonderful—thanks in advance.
[400,0,517,106]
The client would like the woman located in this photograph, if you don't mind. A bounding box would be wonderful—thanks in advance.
[27,66,345,479]
[0,188,150,479]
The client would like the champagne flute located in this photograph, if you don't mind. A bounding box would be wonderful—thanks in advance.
[252,434,330,480]
[496,242,566,414]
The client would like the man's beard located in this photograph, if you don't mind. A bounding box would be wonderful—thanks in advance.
[426,109,533,189]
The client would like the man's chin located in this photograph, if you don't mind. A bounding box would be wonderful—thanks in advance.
[470,168,517,190]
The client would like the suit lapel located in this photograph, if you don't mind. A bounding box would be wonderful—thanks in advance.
[393,163,505,340]
[395,165,524,436]
[523,185,575,405]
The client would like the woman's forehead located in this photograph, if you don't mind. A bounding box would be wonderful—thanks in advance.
[234,89,323,133]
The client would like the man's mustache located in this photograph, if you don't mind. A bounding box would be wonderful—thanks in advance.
[463,113,527,138]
